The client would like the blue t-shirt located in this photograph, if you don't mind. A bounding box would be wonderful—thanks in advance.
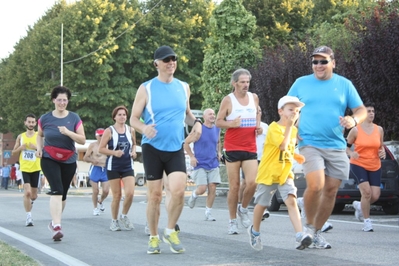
[141,77,187,152]
[2,166,10,177]
[288,73,363,149]
[193,124,220,170]
[38,111,82,163]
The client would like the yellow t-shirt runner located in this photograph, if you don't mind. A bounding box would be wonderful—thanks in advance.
[256,122,297,185]
[19,132,41,173]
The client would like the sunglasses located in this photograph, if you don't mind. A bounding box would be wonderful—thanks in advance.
[312,59,331,65]
[162,56,177,63]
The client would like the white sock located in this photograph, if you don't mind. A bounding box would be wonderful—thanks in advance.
[121,214,127,218]
[192,191,197,198]
[165,228,175,235]
[26,212,32,217]
[150,235,159,239]
[364,218,371,223]
[206,207,212,213]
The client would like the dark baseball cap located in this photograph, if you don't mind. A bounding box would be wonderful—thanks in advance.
[154,46,177,60]
[310,46,334,59]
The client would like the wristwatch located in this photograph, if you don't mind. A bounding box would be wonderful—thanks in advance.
[352,116,359,126]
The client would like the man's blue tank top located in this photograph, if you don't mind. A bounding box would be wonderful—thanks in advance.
[141,77,187,152]
[193,124,220,170]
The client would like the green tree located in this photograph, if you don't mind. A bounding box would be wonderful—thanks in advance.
[201,0,261,111]
[243,0,314,48]
[136,0,214,109]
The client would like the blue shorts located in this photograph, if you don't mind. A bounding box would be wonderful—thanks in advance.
[350,164,381,187]
[89,165,108,183]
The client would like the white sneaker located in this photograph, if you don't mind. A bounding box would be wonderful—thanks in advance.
[26,216,34,226]
[93,208,100,216]
[110,220,121,231]
[247,225,262,251]
[353,201,364,221]
[205,211,216,221]
[362,219,374,232]
[311,230,331,249]
[187,193,197,209]
[295,232,313,250]
[237,205,251,228]
[98,201,105,212]
[145,222,150,236]
[228,219,239,235]
[119,215,134,230]
[297,197,306,219]
[321,222,333,233]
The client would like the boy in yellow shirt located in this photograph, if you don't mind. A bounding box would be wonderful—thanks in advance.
[248,96,312,251]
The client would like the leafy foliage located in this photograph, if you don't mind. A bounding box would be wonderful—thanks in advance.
[342,0,399,140]
[201,0,261,111]
[242,0,314,48]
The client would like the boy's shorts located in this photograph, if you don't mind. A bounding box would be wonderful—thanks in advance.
[254,178,297,206]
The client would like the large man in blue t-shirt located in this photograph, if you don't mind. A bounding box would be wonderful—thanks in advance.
[287,46,367,249]
[184,108,221,221]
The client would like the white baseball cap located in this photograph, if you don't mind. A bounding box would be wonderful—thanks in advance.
[278,96,305,109]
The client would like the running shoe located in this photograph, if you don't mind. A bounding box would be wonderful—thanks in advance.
[297,197,306,219]
[110,220,121,231]
[247,225,262,251]
[261,210,270,221]
[303,223,315,238]
[98,201,105,212]
[93,208,100,216]
[205,211,216,221]
[26,216,34,227]
[120,215,134,230]
[187,193,197,209]
[145,222,150,236]
[295,232,313,250]
[48,222,63,241]
[353,200,364,221]
[362,219,374,232]
[311,230,331,249]
[237,204,251,228]
[163,230,185,253]
[147,236,161,254]
[228,219,239,235]
[321,222,333,233]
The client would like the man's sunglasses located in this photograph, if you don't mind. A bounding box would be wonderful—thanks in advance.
[162,56,177,63]
[312,59,331,65]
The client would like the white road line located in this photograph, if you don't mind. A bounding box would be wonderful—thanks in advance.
[0,226,90,266]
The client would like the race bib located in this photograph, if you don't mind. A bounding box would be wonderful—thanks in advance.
[22,150,36,161]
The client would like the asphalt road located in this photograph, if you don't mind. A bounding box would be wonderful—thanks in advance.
[0,186,398,266]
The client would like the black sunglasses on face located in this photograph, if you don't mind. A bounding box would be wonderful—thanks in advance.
[312,59,331,65]
[162,56,177,63]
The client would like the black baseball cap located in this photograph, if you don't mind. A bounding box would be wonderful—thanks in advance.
[154,46,177,60]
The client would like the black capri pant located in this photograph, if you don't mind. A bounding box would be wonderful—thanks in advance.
[40,157,77,201]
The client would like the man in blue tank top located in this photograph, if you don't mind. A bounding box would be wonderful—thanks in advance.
[184,108,221,221]
[130,45,202,254]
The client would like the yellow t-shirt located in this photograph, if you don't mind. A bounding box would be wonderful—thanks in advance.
[256,121,297,185]
[19,132,41,173]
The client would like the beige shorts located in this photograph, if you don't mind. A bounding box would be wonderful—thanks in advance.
[299,146,349,180]
[191,168,221,186]
[254,179,297,206]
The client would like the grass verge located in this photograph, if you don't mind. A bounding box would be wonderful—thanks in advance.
[0,240,40,266]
